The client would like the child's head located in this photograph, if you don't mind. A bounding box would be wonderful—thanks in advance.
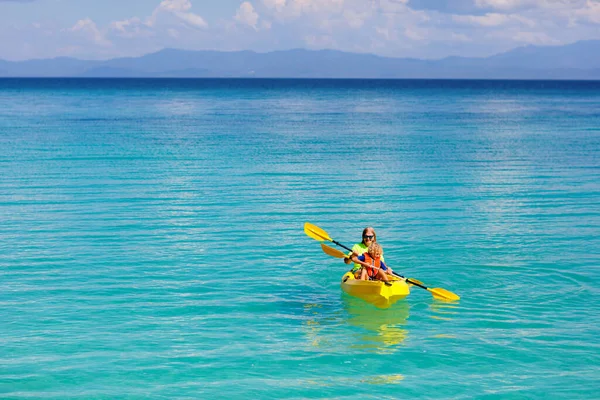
[368,242,382,258]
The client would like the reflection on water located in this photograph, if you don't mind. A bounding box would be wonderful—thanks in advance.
[302,297,411,354]
[432,334,456,339]
[360,374,404,384]
[303,303,328,348]
[302,294,462,352]
[343,295,410,354]
[302,373,405,387]
[429,300,460,321]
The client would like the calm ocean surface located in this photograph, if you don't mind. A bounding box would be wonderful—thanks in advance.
[1,79,599,399]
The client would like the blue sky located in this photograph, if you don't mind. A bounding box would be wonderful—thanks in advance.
[1,0,599,61]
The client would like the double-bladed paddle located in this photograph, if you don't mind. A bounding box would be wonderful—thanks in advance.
[304,222,460,301]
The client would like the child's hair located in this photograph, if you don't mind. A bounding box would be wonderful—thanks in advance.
[368,242,382,257]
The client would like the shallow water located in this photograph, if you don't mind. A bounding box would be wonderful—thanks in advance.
[1,79,599,398]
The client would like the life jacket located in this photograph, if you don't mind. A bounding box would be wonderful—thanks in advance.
[363,253,381,279]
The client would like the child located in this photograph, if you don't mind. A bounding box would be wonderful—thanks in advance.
[348,242,394,286]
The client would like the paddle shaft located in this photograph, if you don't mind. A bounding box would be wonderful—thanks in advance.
[333,240,352,253]
[393,272,430,291]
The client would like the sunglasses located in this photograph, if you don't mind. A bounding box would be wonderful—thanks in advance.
[363,235,375,240]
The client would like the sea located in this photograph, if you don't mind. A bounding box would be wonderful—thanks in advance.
[1,78,599,399]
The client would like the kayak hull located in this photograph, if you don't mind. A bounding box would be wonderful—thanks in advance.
[341,272,410,308]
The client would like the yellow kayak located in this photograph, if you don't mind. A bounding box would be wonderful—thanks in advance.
[341,272,410,308]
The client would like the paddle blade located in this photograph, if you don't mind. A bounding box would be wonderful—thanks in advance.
[304,222,332,242]
[321,243,347,259]
[429,288,460,302]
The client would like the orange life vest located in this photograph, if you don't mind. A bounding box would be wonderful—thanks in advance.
[363,253,381,278]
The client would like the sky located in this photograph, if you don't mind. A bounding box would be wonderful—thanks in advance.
[0,0,599,61]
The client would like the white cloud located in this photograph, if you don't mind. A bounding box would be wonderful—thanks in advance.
[575,0,600,24]
[376,0,411,14]
[110,0,206,40]
[111,17,139,33]
[110,17,154,38]
[475,0,540,11]
[263,0,286,12]
[375,26,391,40]
[404,27,425,40]
[474,0,593,13]
[147,0,207,29]
[68,18,112,47]
[454,12,517,26]
[235,2,260,30]
[343,9,368,29]
[298,0,344,14]
[264,0,344,19]
[159,0,192,13]
[176,12,208,28]
[450,32,472,42]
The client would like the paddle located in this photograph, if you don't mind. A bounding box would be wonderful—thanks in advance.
[305,222,460,301]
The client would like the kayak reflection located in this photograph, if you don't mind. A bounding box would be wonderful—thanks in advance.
[342,295,410,353]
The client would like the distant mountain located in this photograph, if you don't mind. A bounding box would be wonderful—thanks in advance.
[486,40,600,69]
[1,40,599,79]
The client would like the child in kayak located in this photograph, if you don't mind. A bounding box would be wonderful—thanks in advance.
[348,242,394,286]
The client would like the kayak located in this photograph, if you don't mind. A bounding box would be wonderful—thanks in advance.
[341,271,410,308]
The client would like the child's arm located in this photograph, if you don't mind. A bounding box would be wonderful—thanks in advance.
[348,254,368,268]
[344,252,357,264]
[381,260,393,274]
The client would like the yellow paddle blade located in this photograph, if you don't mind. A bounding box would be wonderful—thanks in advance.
[321,243,347,259]
[429,288,460,302]
[304,222,332,242]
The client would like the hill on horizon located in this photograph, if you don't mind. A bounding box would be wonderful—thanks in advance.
[1,40,600,79]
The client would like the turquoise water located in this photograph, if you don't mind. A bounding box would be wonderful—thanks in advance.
[1,79,599,399]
